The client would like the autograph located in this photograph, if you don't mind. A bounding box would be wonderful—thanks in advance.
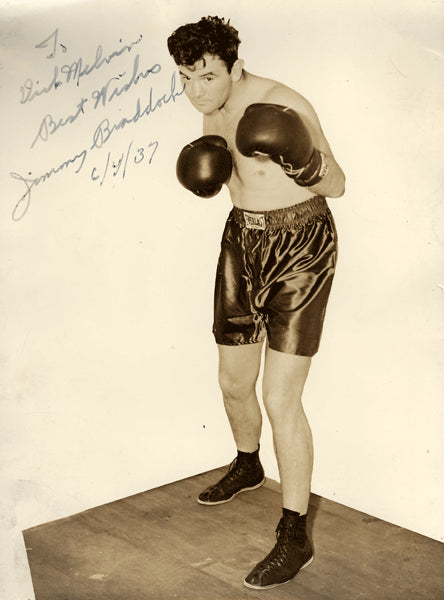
[11,149,88,221]
[11,28,183,223]
[91,72,184,149]
[11,139,159,221]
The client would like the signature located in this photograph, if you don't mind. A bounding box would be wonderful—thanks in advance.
[11,138,159,221]
[91,71,184,149]
[11,149,88,221]
[11,28,180,223]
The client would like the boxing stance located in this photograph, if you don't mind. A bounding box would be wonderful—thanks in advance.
[168,16,345,590]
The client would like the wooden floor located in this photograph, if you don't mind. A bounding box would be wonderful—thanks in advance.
[23,467,443,600]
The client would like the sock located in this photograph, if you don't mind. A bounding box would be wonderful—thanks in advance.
[237,444,260,461]
[282,507,305,520]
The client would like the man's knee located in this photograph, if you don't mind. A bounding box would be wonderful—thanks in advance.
[217,343,263,402]
[262,349,311,424]
[263,388,304,426]
[218,368,256,403]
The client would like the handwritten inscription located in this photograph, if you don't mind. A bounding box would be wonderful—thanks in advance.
[21,31,144,103]
[11,139,159,221]
[31,55,164,148]
[91,54,161,109]
[90,140,159,185]
[31,97,88,148]
[91,72,183,149]
[10,28,185,221]
[35,28,68,59]
[11,149,88,221]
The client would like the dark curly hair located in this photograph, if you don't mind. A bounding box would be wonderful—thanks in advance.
[167,16,241,73]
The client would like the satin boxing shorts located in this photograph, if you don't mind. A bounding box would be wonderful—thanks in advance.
[213,195,338,356]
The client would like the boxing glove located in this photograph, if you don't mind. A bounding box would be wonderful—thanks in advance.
[176,135,232,197]
[236,103,328,186]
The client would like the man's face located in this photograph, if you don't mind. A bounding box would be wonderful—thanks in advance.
[178,54,235,115]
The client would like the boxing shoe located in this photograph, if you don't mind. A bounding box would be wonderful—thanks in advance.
[244,511,313,589]
[198,447,265,505]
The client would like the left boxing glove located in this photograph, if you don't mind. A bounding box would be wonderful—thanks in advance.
[176,135,232,197]
[236,103,328,187]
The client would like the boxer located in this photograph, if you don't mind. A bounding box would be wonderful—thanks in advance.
[168,16,345,590]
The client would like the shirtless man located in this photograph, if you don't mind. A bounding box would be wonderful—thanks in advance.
[168,16,345,590]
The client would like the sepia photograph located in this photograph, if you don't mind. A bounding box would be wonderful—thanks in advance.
[1,0,443,598]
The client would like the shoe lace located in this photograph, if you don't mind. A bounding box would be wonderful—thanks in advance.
[225,456,247,480]
[215,456,253,488]
[259,518,305,573]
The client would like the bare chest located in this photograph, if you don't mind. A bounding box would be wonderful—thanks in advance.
[205,110,284,185]
[202,90,313,209]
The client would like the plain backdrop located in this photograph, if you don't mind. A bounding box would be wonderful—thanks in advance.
[1,0,443,597]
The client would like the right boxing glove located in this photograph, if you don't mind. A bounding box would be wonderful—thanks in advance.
[176,135,232,197]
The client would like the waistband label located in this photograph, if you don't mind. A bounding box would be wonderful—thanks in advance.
[244,212,266,230]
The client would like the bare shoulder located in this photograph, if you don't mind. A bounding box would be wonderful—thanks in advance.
[263,82,318,121]
[262,81,330,152]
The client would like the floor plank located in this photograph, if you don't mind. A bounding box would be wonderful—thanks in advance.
[23,467,444,600]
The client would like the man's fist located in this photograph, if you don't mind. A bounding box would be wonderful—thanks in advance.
[235,103,327,186]
[176,135,232,197]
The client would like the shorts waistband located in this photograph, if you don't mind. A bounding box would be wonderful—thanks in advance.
[231,195,329,230]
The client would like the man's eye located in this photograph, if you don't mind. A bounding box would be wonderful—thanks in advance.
[205,77,213,82]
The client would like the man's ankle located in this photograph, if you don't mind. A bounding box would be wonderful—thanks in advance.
[237,445,260,461]
[282,507,306,520]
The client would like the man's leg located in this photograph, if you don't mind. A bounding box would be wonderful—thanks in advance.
[244,345,314,589]
[218,342,264,452]
[262,347,313,513]
[198,342,265,505]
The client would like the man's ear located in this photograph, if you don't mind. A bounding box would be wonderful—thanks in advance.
[230,58,244,83]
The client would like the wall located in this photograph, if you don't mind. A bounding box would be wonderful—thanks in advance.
[1,0,443,597]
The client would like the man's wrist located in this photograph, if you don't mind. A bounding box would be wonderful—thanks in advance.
[295,150,329,187]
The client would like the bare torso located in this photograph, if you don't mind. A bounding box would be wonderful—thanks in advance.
[203,72,314,211]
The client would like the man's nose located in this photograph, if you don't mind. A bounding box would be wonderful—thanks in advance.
[187,79,204,98]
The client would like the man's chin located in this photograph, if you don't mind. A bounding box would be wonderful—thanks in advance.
[193,102,217,115]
